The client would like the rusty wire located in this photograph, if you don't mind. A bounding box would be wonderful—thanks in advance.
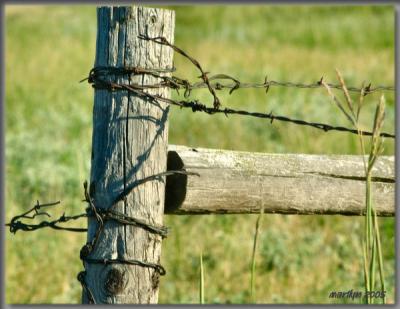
[83,35,395,139]
[88,76,395,139]
[89,67,394,98]
[6,171,195,236]
[78,170,198,303]
[138,35,222,109]
[6,169,198,304]
[6,172,197,303]
[6,200,87,233]
[137,35,394,97]
[181,77,394,95]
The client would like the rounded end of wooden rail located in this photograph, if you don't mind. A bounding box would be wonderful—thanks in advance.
[165,151,187,214]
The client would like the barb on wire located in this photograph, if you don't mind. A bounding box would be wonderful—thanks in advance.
[6,200,87,234]
[138,34,221,109]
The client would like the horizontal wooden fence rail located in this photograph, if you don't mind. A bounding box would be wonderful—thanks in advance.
[165,145,395,216]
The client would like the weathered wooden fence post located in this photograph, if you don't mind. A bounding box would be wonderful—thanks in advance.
[83,6,174,304]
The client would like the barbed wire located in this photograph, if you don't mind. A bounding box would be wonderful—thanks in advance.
[89,75,395,139]
[6,171,196,235]
[6,170,198,304]
[138,34,222,109]
[83,66,394,99]
[6,200,87,233]
[83,35,395,139]
[183,77,394,95]
[137,35,394,97]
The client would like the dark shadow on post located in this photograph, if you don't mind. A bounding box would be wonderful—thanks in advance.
[107,104,170,201]
[164,151,187,213]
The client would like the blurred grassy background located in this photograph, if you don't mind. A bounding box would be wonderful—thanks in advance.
[5,4,395,304]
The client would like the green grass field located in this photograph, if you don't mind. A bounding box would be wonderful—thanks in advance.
[5,5,395,304]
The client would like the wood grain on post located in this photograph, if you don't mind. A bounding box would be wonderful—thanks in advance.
[165,145,395,216]
[86,6,174,304]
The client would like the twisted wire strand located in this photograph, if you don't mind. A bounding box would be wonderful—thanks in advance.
[89,76,395,139]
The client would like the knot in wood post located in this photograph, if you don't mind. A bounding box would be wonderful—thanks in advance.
[104,268,126,296]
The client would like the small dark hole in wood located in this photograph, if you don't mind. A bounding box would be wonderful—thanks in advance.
[164,151,187,213]
[150,15,157,24]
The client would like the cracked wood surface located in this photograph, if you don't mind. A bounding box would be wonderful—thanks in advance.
[86,6,174,304]
[165,145,395,216]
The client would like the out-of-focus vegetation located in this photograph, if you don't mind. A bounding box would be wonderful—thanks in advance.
[5,5,395,304]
